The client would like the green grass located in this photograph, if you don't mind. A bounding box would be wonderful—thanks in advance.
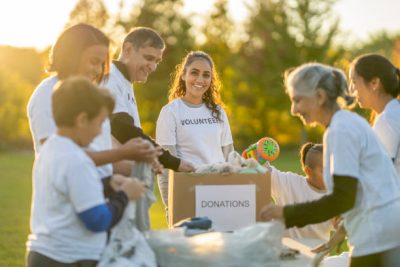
[0,152,33,267]
[0,149,301,266]
[272,148,302,174]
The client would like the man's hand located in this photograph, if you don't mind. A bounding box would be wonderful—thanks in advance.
[117,138,161,162]
[177,159,195,172]
[151,159,163,174]
[260,203,285,223]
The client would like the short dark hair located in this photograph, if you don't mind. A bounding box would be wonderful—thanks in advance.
[52,76,115,127]
[123,27,165,50]
[300,142,323,169]
[48,23,110,84]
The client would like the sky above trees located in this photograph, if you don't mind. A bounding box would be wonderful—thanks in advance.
[0,0,399,49]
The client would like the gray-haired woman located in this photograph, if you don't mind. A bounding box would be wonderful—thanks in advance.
[261,63,400,267]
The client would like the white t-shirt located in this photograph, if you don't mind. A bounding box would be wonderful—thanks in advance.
[27,76,59,154]
[156,98,233,166]
[27,134,107,262]
[373,99,400,175]
[270,167,331,241]
[27,76,113,178]
[323,110,400,257]
[103,63,141,127]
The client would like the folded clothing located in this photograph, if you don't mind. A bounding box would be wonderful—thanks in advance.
[174,217,212,230]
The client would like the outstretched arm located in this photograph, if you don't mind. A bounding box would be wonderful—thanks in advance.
[260,175,358,227]
[110,112,181,170]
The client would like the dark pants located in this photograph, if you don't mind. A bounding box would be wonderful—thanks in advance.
[350,246,400,267]
[27,251,97,267]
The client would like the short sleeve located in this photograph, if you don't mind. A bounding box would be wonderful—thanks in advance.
[27,81,57,151]
[64,157,105,213]
[271,167,287,200]
[220,108,233,146]
[103,78,126,114]
[270,166,305,203]
[326,129,361,179]
[373,117,399,159]
[156,105,177,146]
[29,101,56,142]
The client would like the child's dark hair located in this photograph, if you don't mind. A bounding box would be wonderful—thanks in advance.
[123,27,165,50]
[52,77,115,127]
[48,23,110,84]
[300,142,323,169]
[351,53,400,98]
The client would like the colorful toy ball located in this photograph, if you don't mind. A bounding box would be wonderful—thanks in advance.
[242,137,280,164]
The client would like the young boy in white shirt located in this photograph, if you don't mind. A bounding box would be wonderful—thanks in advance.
[271,143,332,241]
[26,77,146,267]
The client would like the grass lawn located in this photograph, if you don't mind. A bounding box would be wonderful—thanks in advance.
[0,152,33,267]
[0,149,301,267]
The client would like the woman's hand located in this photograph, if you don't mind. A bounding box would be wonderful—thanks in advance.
[260,203,285,223]
[311,223,346,253]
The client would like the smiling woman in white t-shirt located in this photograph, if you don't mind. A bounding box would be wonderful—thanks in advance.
[156,51,234,208]
[26,23,157,179]
[260,63,400,267]
[349,54,400,175]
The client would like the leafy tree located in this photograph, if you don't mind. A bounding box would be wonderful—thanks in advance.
[286,0,343,63]
[234,0,343,147]
[66,0,109,29]
[0,46,46,150]
[0,46,45,84]
[352,31,400,60]
[235,0,299,147]
[0,67,34,150]
[200,0,243,145]
[201,0,234,57]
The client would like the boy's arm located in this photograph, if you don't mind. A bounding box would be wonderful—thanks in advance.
[77,191,129,232]
[79,176,146,232]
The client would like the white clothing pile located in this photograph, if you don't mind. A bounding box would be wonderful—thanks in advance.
[146,222,284,267]
[195,151,270,174]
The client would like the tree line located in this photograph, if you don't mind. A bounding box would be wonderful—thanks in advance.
[0,0,399,151]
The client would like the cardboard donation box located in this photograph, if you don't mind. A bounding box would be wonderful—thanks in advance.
[168,172,271,231]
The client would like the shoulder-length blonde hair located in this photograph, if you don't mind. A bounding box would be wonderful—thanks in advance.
[168,51,224,120]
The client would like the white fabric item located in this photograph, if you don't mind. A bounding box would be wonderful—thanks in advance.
[270,167,332,241]
[27,134,107,262]
[97,162,157,267]
[146,222,283,267]
[322,252,350,267]
[373,99,400,175]
[131,160,157,232]
[323,110,400,257]
[103,63,141,127]
[156,98,233,166]
[27,76,113,177]
[88,119,113,178]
